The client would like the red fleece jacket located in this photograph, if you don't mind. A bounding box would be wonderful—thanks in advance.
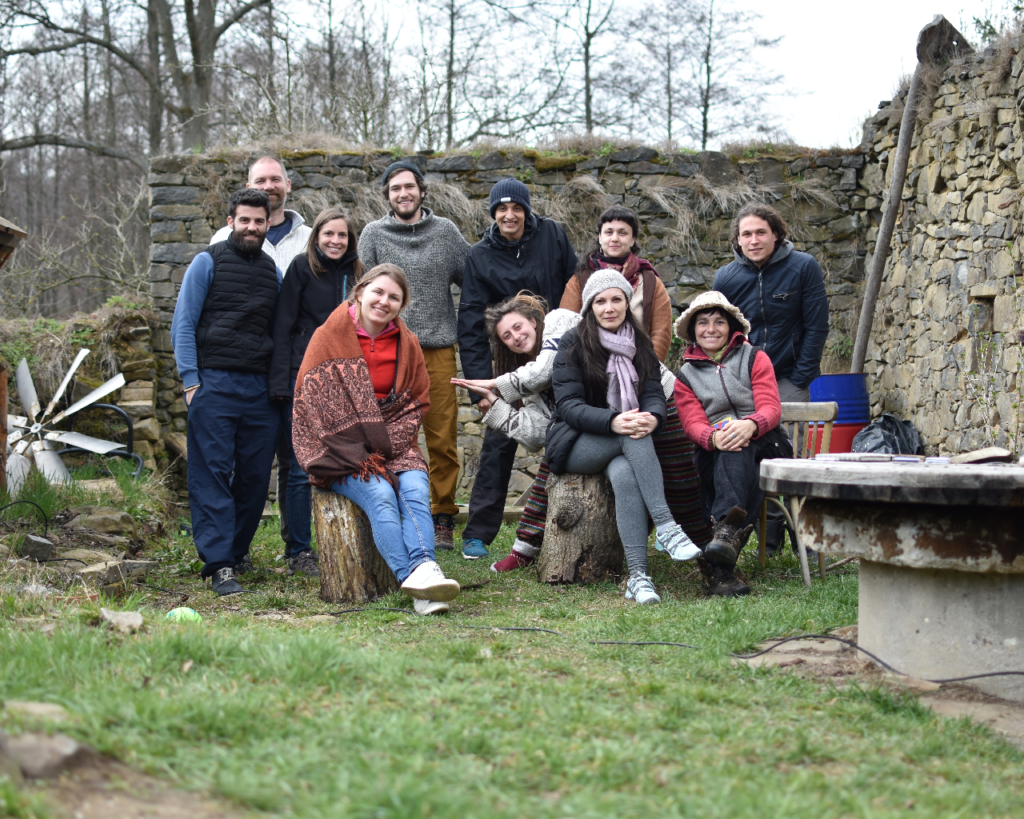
[351,304,399,400]
[673,332,781,451]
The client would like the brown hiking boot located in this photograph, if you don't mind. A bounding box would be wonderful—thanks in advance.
[697,555,751,597]
[704,506,754,569]
[433,514,455,551]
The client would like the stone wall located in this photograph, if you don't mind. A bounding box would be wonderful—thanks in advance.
[147,144,881,505]
[859,39,1024,453]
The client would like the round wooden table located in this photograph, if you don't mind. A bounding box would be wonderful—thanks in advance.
[761,459,1024,702]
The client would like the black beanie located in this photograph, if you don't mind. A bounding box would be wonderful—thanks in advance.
[489,178,532,218]
[381,160,425,189]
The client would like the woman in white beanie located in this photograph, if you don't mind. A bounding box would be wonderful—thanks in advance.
[545,271,700,605]
[673,291,785,596]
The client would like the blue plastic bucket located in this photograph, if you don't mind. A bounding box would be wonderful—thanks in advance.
[808,373,870,424]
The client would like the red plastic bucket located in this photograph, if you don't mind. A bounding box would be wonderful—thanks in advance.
[804,422,868,455]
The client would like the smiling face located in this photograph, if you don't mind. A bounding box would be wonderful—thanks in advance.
[598,219,634,259]
[592,288,628,332]
[494,202,526,242]
[317,218,349,259]
[357,274,406,334]
[387,170,425,223]
[495,311,537,355]
[737,215,778,268]
[247,159,290,217]
[227,204,269,253]
[694,310,731,355]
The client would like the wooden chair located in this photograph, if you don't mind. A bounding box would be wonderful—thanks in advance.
[758,401,839,588]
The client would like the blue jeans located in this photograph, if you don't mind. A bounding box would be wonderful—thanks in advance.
[331,469,434,583]
[283,378,312,556]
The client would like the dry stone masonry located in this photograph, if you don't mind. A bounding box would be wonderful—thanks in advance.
[147,146,877,504]
[861,38,1024,453]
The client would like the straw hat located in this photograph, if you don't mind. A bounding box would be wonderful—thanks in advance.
[673,291,751,344]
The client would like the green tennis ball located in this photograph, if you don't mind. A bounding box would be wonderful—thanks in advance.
[166,607,202,623]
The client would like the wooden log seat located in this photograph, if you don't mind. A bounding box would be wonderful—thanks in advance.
[535,473,625,584]
[311,487,398,603]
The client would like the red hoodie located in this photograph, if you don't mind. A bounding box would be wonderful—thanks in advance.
[673,331,781,451]
[350,304,399,400]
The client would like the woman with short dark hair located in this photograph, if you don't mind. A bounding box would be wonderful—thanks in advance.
[560,205,673,361]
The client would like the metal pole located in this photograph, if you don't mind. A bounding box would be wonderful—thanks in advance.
[851,67,922,373]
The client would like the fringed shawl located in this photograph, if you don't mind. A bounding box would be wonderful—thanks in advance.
[291,301,431,488]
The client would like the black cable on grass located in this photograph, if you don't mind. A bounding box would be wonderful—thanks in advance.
[591,640,700,649]
[329,607,416,616]
[0,500,50,538]
[459,624,565,636]
[321,610,1024,684]
[36,557,88,565]
[134,580,189,603]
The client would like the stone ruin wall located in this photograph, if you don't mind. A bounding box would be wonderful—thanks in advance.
[860,38,1024,453]
[145,145,878,506]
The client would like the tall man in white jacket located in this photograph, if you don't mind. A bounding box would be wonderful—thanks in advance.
[210,155,313,572]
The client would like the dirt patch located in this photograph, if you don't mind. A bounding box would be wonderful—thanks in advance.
[34,756,247,819]
[734,627,1024,748]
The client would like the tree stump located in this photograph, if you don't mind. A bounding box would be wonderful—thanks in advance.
[535,473,624,584]
[311,487,398,603]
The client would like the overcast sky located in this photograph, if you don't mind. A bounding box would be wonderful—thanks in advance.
[743,2,980,149]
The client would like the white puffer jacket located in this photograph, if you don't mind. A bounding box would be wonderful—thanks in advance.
[481,308,678,452]
[210,209,312,273]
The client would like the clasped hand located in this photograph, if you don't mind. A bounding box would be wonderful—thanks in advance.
[611,409,658,439]
[715,418,758,452]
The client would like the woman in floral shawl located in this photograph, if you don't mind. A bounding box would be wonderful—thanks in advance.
[292,264,459,615]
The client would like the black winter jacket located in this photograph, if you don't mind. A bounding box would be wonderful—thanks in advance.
[712,241,829,389]
[269,248,359,398]
[457,215,577,390]
[545,328,667,475]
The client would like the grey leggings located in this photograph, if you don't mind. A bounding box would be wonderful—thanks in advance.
[565,432,673,556]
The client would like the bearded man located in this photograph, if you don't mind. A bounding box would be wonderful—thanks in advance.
[171,189,283,595]
[358,161,471,550]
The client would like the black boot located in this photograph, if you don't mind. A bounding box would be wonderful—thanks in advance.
[704,506,754,568]
[697,556,751,597]
[212,566,244,596]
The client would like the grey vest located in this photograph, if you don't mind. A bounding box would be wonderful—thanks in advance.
[678,343,757,426]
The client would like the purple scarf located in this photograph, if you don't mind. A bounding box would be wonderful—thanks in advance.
[599,321,640,412]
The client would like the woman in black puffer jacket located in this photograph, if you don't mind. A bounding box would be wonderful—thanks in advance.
[270,206,363,574]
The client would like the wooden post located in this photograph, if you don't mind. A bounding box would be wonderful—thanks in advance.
[535,473,624,584]
[311,487,398,603]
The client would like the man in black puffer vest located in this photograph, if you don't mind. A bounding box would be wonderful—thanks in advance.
[171,189,283,595]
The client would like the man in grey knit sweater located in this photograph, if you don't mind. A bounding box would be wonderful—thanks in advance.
[359,160,471,549]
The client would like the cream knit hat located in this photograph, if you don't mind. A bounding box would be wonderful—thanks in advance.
[673,290,751,344]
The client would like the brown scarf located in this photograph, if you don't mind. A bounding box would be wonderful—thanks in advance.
[291,301,431,488]
[589,252,655,288]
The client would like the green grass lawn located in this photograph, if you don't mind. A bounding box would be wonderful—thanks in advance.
[2,513,1023,818]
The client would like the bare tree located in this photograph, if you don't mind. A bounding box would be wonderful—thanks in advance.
[678,0,783,149]
[2,0,271,153]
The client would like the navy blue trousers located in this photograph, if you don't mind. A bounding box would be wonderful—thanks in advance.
[186,369,281,577]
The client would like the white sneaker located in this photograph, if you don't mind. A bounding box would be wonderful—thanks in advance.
[625,572,662,605]
[655,524,701,562]
[413,598,450,616]
[400,560,460,602]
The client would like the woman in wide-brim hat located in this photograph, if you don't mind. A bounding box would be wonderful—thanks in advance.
[673,291,786,596]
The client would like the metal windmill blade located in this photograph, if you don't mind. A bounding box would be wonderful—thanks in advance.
[7,351,128,487]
